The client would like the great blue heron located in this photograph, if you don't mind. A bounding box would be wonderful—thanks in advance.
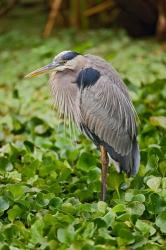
[25,51,140,201]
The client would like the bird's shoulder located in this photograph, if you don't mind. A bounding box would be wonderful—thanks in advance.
[84,54,130,97]
[76,67,101,89]
[76,65,127,101]
[84,54,120,78]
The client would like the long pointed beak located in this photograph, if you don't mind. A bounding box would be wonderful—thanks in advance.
[25,62,59,78]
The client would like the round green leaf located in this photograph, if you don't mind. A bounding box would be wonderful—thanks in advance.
[127,201,145,216]
[77,152,97,172]
[147,177,161,192]
[8,205,22,221]
[135,219,156,236]
[155,211,166,233]
[0,196,10,212]
[57,225,75,243]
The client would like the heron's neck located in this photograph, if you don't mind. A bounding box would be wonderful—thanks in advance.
[49,70,79,123]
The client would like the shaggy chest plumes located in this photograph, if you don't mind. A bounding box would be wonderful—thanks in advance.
[49,69,79,124]
[49,66,102,126]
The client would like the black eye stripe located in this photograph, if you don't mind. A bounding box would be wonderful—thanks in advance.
[62,51,80,61]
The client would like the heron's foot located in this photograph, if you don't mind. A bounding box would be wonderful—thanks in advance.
[100,145,109,201]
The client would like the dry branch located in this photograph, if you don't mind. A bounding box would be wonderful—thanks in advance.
[84,0,115,17]
[43,0,62,38]
[0,0,19,17]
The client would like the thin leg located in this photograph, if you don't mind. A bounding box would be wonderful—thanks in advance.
[100,145,109,201]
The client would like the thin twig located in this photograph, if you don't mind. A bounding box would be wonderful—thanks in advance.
[43,0,62,38]
[84,0,115,17]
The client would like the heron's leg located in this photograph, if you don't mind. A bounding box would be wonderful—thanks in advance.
[100,145,109,201]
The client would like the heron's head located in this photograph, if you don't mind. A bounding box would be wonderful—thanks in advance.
[25,51,86,78]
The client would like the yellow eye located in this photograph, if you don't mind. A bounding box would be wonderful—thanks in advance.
[61,60,67,64]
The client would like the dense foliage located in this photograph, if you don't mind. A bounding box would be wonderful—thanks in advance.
[0,26,166,249]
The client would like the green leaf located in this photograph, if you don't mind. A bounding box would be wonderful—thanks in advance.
[150,116,166,129]
[8,205,22,221]
[62,202,76,213]
[79,222,96,239]
[125,192,145,203]
[155,211,166,233]
[0,244,10,250]
[147,177,161,192]
[125,192,134,202]
[36,192,53,207]
[102,210,116,227]
[147,193,163,214]
[127,201,145,216]
[7,184,27,200]
[132,194,145,202]
[112,204,126,213]
[24,140,35,152]
[49,197,63,211]
[76,152,97,172]
[98,227,116,243]
[30,219,45,245]
[112,222,135,245]
[159,161,166,176]
[0,157,13,172]
[97,201,107,213]
[0,196,10,212]
[57,225,75,244]
[135,219,156,236]
[107,169,124,193]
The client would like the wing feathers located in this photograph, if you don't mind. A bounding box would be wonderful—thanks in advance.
[79,75,137,156]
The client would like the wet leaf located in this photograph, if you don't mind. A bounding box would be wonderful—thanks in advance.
[147,177,161,192]
[0,196,10,212]
[155,211,166,233]
[57,225,75,244]
[77,152,97,172]
[150,116,166,129]
[135,219,156,236]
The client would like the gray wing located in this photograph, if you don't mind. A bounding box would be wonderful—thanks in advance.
[78,75,137,156]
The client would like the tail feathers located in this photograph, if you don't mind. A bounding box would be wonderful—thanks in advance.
[103,137,140,177]
[80,124,140,176]
[130,137,140,176]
